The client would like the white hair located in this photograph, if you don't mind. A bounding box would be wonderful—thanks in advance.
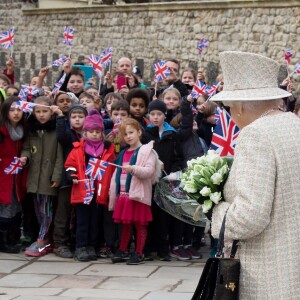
[225,99,281,111]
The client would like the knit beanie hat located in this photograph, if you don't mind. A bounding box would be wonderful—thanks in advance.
[148,100,167,114]
[68,104,88,119]
[83,109,104,131]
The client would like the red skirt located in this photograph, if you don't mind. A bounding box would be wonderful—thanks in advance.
[113,193,152,225]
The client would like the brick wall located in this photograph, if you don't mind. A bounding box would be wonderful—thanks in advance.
[0,0,299,86]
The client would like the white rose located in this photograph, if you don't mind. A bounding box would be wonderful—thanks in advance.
[183,183,197,193]
[202,200,213,213]
[205,150,221,165]
[200,186,211,196]
[209,192,222,204]
[211,173,223,185]
[218,164,229,177]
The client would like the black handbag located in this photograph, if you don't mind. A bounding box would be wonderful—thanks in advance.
[191,213,240,300]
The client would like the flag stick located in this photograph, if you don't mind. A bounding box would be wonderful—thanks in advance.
[154,81,157,97]
[10,45,13,57]
[98,75,102,94]
[107,162,122,168]
[199,53,202,69]
[68,45,72,58]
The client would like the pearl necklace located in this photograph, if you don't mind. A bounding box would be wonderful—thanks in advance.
[259,108,279,119]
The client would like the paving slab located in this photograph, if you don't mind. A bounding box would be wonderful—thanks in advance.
[173,279,199,292]
[0,273,57,287]
[15,261,91,275]
[44,274,106,288]
[142,291,193,300]
[0,287,63,296]
[145,260,191,267]
[78,263,158,277]
[61,288,146,299]
[149,266,202,281]
[0,260,30,273]
[0,252,33,261]
[13,297,77,300]
[98,276,179,292]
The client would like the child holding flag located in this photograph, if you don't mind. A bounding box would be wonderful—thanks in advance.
[20,96,63,257]
[64,109,115,261]
[109,118,161,265]
[0,96,27,253]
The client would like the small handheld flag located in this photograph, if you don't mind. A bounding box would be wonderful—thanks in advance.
[205,82,220,96]
[154,61,170,82]
[52,72,66,94]
[197,38,209,56]
[100,47,113,68]
[63,26,74,46]
[14,100,36,113]
[284,50,293,65]
[0,26,14,49]
[83,179,95,205]
[4,157,23,174]
[190,80,206,98]
[210,109,240,157]
[85,158,108,180]
[51,56,68,67]
[87,54,103,79]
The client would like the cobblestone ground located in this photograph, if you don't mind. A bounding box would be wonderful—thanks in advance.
[0,244,210,300]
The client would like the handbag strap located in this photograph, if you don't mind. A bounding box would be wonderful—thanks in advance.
[215,210,239,258]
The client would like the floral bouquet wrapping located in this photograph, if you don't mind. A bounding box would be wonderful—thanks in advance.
[181,150,233,215]
[153,150,233,226]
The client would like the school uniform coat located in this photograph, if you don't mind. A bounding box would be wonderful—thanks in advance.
[64,139,115,206]
[21,127,63,197]
[211,113,300,299]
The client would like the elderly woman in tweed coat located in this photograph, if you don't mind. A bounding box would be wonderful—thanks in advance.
[210,51,300,299]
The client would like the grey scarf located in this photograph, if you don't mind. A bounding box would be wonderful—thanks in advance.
[6,122,24,141]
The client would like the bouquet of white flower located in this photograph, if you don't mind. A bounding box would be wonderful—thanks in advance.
[181,150,233,214]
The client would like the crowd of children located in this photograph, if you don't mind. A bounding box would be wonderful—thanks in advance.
[0,54,298,264]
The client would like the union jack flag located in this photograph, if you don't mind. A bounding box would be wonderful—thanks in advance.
[205,82,219,96]
[190,81,206,98]
[214,106,222,124]
[4,157,23,175]
[197,38,209,55]
[15,100,36,113]
[18,88,28,102]
[85,158,108,180]
[21,85,40,96]
[284,50,293,65]
[87,54,103,78]
[63,26,74,46]
[153,61,170,82]
[83,178,95,205]
[0,26,14,49]
[52,72,66,94]
[100,47,113,67]
[292,62,300,74]
[210,109,240,157]
[51,55,68,67]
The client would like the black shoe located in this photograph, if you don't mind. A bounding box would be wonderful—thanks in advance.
[126,252,145,265]
[158,253,172,262]
[111,249,129,264]
[0,244,21,254]
[86,246,97,260]
[75,247,90,262]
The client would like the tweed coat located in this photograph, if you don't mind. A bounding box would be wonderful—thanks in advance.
[212,112,300,299]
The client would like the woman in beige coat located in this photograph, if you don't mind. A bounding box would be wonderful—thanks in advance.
[210,51,300,299]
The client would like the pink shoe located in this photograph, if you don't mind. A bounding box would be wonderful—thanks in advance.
[25,241,52,257]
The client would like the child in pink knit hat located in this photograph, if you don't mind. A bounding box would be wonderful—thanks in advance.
[65,109,116,261]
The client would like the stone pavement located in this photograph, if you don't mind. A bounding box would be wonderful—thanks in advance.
[0,246,209,300]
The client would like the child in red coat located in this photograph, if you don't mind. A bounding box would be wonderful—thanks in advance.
[65,109,115,261]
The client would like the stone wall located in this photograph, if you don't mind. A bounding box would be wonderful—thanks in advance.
[0,0,299,86]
